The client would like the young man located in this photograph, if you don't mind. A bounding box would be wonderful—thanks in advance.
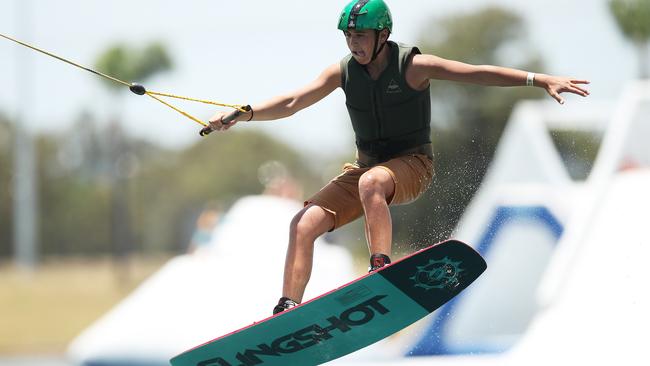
[208,0,590,314]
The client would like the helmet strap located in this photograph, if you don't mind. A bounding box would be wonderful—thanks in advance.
[370,30,388,63]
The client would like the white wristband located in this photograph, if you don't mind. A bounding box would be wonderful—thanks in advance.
[526,72,536,87]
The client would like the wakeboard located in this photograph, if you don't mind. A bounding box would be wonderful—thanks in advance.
[170,239,487,366]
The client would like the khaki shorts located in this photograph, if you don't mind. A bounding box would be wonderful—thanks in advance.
[305,154,434,230]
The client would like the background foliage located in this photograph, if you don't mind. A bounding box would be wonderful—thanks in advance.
[1,7,560,259]
[609,0,650,78]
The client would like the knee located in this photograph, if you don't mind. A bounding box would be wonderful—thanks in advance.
[358,170,388,202]
[289,211,317,242]
[289,205,334,243]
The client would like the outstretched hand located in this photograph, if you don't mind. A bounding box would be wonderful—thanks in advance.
[539,75,590,105]
[208,111,237,132]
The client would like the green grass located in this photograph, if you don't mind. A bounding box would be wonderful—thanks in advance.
[0,256,170,355]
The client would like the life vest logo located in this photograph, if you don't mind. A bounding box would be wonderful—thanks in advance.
[410,257,464,290]
[386,79,402,94]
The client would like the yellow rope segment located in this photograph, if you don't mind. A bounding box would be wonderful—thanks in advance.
[0,32,244,129]
[146,93,209,127]
[146,91,247,112]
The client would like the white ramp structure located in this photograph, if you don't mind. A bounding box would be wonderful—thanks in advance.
[511,80,650,365]
[404,97,613,357]
[67,195,356,366]
[334,80,650,365]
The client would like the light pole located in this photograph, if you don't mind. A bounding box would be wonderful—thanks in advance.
[13,0,38,271]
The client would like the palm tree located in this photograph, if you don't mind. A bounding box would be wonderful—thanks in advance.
[609,0,650,78]
[94,42,172,280]
[95,42,172,91]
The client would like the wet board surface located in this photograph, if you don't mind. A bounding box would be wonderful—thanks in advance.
[171,239,487,366]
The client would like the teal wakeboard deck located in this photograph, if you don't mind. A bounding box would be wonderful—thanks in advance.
[170,239,487,366]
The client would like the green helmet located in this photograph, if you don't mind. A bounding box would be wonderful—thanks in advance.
[337,0,393,32]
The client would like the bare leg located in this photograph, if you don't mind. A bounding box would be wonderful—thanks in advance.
[358,168,396,256]
[283,204,335,303]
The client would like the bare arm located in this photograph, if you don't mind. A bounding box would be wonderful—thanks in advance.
[209,63,341,130]
[408,54,590,104]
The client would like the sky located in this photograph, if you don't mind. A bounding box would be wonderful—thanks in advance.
[0,0,636,160]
